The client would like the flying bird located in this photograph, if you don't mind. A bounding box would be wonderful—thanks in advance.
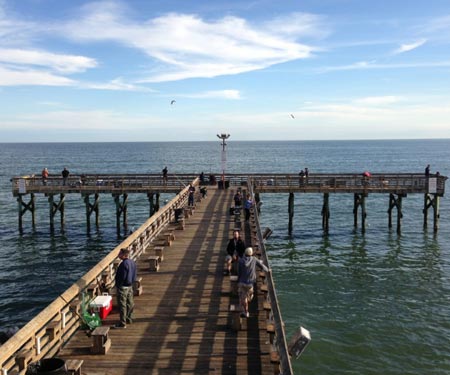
[171,100,176,105]
[290,114,295,119]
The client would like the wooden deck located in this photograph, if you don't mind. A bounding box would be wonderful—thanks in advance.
[59,188,274,375]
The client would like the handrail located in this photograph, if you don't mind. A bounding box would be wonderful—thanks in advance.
[0,182,194,375]
[12,173,447,196]
[247,179,294,375]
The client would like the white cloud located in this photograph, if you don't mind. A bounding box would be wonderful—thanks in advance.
[0,48,98,73]
[263,12,330,40]
[178,90,241,100]
[6,110,160,131]
[319,60,450,73]
[353,96,402,106]
[62,4,317,82]
[394,38,427,54]
[0,66,75,86]
[82,77,153,91]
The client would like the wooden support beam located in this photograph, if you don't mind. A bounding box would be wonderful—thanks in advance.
[113,193,128,237]
[17,193,36,233]
[288,192,294,236]
[48,193,65,233]
[423,193,440,232]
[388,193,405,234]
[84,193,100,233]
[353,193,367,233]
[321,193,330,232]
[148,192,155,216]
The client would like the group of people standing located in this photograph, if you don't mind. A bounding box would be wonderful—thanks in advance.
[41,167,70,186]
[298,167,309,185]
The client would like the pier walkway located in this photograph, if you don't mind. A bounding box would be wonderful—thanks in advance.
[1,184,293,375]
[59,187,275,374]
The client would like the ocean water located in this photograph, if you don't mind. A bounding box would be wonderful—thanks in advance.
[0,140,449,374]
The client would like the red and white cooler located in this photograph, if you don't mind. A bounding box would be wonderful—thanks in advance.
[89,293,112,320]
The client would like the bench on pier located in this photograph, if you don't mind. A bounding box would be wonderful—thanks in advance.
[66,359,84,375]
[270,350,281,374]
[184,206,194,218]
[133,276,143,296]
[91,326,111,355]
[154,246,164,261]
[177,216,185,230]
[259,283,268,298]
[266,320,275,344]
[148,255,160,271]
[162,231,175,246]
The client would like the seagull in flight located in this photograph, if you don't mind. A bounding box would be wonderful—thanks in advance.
[290,113,295,119]
[171,100,176,105]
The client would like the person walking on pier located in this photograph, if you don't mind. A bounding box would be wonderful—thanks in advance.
[114,248,137,328]
[61,167,70,186]
[234,191,243,208]
[162,166,168,185]
[425,164,431,177]
[237,247,269,318]
[41,168,49,185]
[188,183,195,206]
[225,230,246,275]
[244,194,253,221]
[299,169,305,186]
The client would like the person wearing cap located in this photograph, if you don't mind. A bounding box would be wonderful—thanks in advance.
[225,230,246,275]
[114,248,137,328]
[237,247,269,318]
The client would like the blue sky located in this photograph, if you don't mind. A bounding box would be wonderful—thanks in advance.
[1,0,450,142]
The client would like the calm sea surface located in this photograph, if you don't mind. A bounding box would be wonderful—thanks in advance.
[1,140,449,374]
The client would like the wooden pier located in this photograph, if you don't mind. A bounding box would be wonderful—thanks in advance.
[11,172,447,235]
[1,183,294,375]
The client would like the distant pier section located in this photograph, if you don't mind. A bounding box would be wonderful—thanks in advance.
[11,172,447,234]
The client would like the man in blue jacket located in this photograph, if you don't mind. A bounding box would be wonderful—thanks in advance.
[114,248,137,328]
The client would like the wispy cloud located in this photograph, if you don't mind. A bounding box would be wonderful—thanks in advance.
[82,78,153,91]
[353,96,402,106]
[0,48,98,73]
[421,14,450,34]
[177,90,241,100]
[0,1,322,87]
[319,60,450,73]
[0,66,75,86]
[61,2,318,82]
[394,38,427,54]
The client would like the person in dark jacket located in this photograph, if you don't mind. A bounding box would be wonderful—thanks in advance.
[238,247,269,318]
[114,248,137,328]
[225,230,246,275]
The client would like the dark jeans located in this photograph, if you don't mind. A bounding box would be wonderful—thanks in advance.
[117,286,134,324]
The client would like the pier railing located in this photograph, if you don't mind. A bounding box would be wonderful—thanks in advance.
[12,173,447,196]
[241,173,446,195]
[248,181,294,374]
[11,174,200,195]
[0,185,191,375]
